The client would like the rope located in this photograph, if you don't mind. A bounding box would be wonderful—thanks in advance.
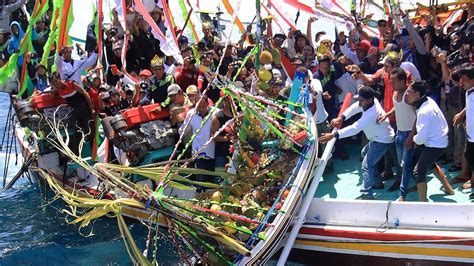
[376,200,393,233]
[0,101,13,151]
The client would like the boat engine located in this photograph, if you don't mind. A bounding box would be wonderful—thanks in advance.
[105,105,177,161]
[13,100,41,131]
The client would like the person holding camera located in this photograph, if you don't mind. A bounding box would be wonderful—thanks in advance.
[174,55,198,91]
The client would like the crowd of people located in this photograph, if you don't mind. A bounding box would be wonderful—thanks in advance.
[1,0,473,201]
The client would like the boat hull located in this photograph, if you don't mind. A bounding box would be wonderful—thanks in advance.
[289,198,474,264]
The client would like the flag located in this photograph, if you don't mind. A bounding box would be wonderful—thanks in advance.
[134,0,183,64]
[268,0,297,31]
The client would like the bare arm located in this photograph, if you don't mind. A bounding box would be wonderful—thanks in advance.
[306,17,317,48]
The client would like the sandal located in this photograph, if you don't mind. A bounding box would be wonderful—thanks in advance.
[462,181,473,190]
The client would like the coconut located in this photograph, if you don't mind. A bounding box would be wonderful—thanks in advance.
[210,204,222,212]
[223,221,237,234]
[259,50,273,65]
[257,80,270,90]
[257,69,272,82]
[211,191,223,203]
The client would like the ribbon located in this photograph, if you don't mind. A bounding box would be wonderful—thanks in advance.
[95,0,104,69]
[178,0,199,42]
[222,0,246,34]
[58,0,74,51]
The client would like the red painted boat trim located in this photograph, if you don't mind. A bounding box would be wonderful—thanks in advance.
[298,227,474,246]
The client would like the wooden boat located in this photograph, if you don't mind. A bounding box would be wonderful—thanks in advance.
[277,140,474,265]
[12,80,319,264]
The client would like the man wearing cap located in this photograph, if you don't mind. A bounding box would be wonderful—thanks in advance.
[139,55,175,106]
[168,84,192,127]
[56,44,98,85]
[32,17,49,58]
[312,54,343,120]
[338,32,371,66]
[406,81,449,202]
[85,72,103,113]
[186,84,200,108]
[360,47,382,75]
[25,53,49,93]
[105,40,125,86]
[452,66,474,200]
[319,86,395,200]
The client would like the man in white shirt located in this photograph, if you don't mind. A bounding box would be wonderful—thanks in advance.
[320,86,395,200]
[55,45,98,85]
[452,66,474,200]
[179,95,216,189]
[406,81,449,202]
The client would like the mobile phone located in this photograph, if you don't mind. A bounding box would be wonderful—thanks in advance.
[111,64,119,73]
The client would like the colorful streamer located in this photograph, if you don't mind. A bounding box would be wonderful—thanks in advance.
[222,0,246,34]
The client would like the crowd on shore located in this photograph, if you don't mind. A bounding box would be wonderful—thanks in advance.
[0,0,473,201]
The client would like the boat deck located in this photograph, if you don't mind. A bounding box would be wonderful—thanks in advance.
[315,144,473,203]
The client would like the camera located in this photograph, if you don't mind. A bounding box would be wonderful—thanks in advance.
[197,41,206,50]
[109,27,118,37]
[139,80,149,90]
[184,56,196,65]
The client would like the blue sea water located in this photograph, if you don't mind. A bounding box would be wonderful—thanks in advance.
[0,93,182,265]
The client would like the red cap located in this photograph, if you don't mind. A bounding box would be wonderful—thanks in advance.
[354,40,371,52]
[139,69,152,77]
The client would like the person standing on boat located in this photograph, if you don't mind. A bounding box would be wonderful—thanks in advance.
[211,91,234,169]
[55,45,98,85]
[452,66,474,200]
[319,86,395,200]
[377,67,416,199]
[405,81,449,202]
[179,95,216,189]
[48,71,96,155]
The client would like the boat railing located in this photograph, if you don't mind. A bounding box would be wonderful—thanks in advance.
[277,92,354,265]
